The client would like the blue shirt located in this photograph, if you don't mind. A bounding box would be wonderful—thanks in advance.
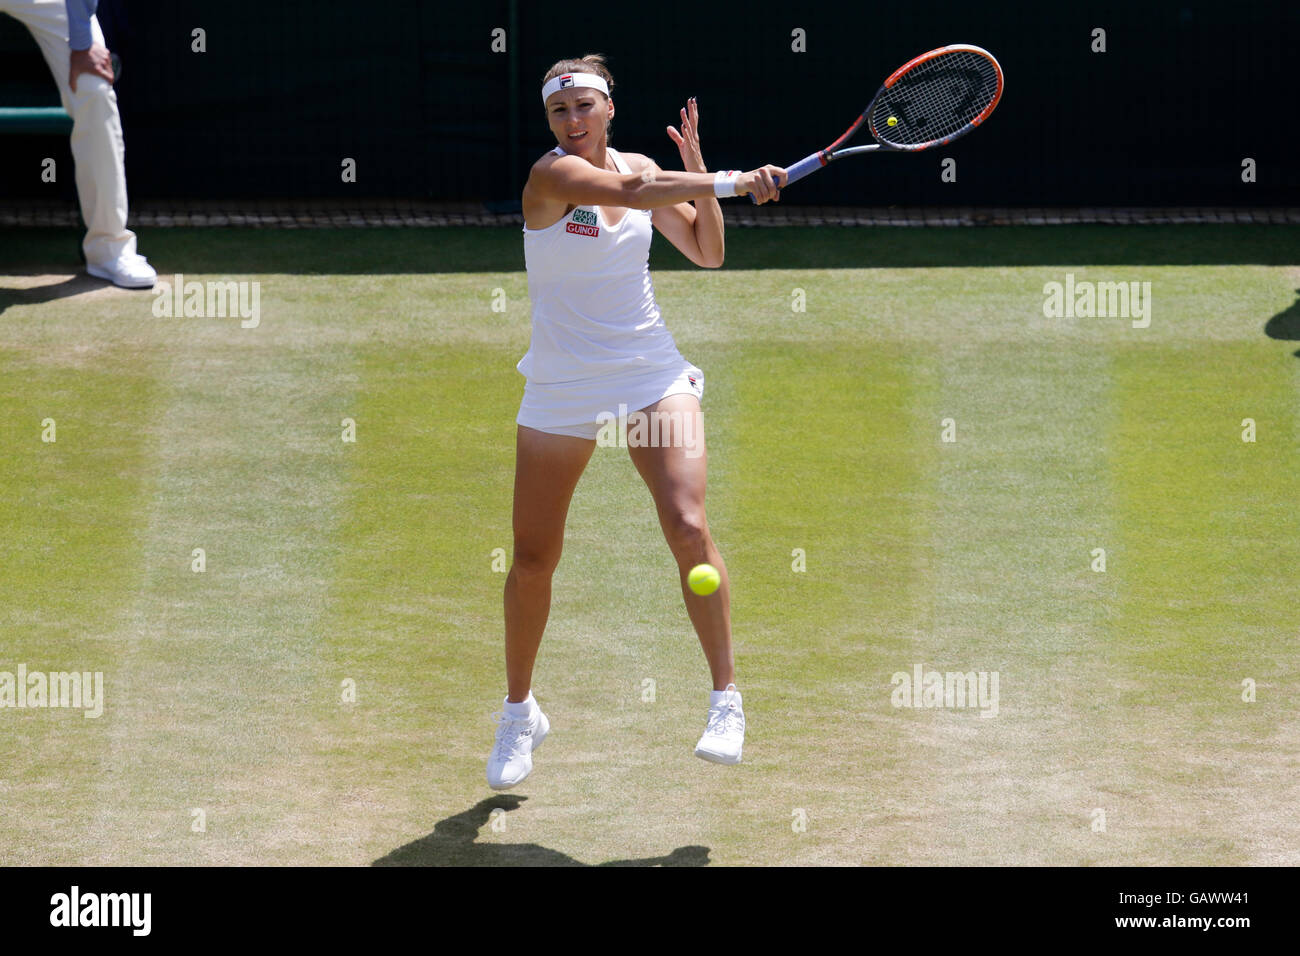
[66,0,98,51]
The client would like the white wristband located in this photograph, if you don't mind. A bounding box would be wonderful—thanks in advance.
[713,170,740,198]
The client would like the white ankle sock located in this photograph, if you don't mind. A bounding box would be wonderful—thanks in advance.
[504,691,534,715]
[710,685,740,706]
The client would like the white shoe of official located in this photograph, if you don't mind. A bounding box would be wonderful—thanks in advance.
[88,253,157,289]
[486,697,550,790]
[694,683,745,765]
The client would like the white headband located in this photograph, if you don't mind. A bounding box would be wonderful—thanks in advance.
[542,72,610,104]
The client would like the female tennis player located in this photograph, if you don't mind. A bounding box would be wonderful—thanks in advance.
[486,54,786,789]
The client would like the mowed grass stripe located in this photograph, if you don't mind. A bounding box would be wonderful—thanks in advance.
[0,354,158,864]
[898,333,1116,864]
[80,321,359,864]
[1109,341,1300,865]
[315,343,521,865]
[713,333,930,864]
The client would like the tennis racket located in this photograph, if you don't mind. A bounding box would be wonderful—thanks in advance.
[751,44,1003,203]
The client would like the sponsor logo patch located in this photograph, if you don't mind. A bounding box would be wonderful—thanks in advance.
[567,208,600,238]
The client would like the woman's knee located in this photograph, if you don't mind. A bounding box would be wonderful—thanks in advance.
[662,508,709,555]
[511,539,563,578]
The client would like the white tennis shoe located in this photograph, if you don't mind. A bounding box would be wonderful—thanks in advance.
[694,683,745,765]
[486,697,550,790]
[87,252,156,289]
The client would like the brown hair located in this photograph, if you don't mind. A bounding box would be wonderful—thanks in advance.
[542,54,616,140]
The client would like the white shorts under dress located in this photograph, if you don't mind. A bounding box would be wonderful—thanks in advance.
[519,362,705,440]
[518,144,704,442]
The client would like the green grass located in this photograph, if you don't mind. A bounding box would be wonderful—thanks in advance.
[1,224,1297,865]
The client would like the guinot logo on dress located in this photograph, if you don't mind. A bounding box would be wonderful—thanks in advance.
[566,207,600,238]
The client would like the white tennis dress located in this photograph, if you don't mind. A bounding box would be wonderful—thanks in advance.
[518,145,703,434]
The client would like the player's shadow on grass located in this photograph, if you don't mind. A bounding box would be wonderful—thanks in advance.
[372,795,711,867]
[1264,289,1300,356]
[0,274,103,315]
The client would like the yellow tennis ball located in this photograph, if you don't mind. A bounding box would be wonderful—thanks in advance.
[688,563,721,596]
[887,116,898,127]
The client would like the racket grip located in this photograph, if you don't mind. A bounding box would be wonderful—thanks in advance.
[747,152,824,204]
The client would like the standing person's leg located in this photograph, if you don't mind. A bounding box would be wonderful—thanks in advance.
[8,0,151,284]
[625,393,734,690]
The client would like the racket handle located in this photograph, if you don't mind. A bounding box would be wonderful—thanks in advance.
[748,151,824,204]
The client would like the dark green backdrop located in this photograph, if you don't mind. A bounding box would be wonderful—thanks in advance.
[1,0,1296,208]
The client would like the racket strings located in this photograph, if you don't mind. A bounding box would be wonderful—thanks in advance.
[872,50,1000,148]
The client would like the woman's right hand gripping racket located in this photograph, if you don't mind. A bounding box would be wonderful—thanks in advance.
[748,43,1004,203]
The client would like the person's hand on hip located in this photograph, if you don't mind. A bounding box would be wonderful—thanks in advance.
[69,43,114,93]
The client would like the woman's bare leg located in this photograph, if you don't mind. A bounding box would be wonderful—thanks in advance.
[504,425,596,702]
[625,394,735,690]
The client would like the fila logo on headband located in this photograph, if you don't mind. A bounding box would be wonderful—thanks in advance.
[542,72,610,103]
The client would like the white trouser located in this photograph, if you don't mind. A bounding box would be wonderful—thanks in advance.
[1,0,137,265]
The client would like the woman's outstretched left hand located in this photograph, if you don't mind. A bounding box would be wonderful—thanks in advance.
[666,97,707,174]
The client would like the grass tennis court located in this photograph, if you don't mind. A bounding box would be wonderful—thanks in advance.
[1,224,1297,865]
